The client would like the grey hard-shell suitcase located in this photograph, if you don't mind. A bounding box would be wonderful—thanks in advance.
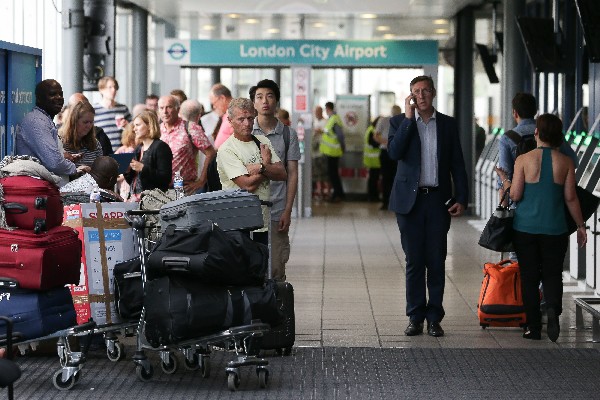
[159,189,263,232]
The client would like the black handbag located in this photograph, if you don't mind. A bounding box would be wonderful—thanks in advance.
[478,190,514,252]
[113,257,143,320]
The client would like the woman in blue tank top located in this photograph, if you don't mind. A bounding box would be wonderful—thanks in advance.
[497,114,587,342]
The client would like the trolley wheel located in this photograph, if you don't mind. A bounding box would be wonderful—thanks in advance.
[257,368,269,388]
[53,369,77,390]
[227,372,240,391]
[136,364,154,382]
[200,354,210,378]
[184,352,200,371]
[106,342,126,362]
[161,353,178,374]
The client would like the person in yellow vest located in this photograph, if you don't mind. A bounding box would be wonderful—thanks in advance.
[319,101,346,202]
[364,116,382,202]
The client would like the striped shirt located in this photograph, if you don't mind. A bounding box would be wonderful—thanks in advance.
[415,109,438,187]
[63,139,103,168]
[93,103,132,152]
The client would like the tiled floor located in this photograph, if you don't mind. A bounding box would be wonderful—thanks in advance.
[287,200,600,349]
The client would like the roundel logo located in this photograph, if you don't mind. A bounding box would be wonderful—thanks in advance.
[167,42,188,60]
[344,111,358,127]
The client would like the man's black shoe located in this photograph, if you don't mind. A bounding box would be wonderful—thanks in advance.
[404,321,424,336]
[427,322,444,337]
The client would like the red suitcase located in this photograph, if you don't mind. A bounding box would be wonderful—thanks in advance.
[0,176,63,233]
[0,226,82,290]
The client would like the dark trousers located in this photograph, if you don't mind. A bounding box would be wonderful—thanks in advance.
[326,156,345,200]
[380,149,397,207]
[367,168,380,201]
[513,230,568,330]
[396,191,450,324]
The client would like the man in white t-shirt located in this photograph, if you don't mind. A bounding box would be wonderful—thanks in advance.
[216,98,287,245]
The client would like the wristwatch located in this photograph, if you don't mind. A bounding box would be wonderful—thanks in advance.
[259,163,266,174]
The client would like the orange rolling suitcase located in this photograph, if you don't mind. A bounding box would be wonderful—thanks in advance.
[477,259,526,328]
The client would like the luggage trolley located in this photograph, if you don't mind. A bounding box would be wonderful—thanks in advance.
[125,209,271,391]
[0,294,97,391]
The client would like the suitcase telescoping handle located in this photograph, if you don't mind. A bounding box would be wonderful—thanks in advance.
[161,256,190,271]
[124,209,160,230]
[2,202,28,214]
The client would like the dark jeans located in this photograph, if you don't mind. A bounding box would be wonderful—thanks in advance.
[379,149,397,206]
[513,230,568,330]
[326,156,345,200]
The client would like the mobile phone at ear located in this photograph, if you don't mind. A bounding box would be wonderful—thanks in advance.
[409,96,417,105]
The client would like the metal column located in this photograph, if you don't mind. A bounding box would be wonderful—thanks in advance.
[454,6,475,208]
[131,6,148,105]
[501,0,527,129]
[62,0,84,97]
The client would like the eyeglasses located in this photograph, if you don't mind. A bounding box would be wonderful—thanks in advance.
[411,88,433,96]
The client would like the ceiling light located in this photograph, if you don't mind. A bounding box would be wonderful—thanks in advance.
[267,28,280,34]
[435,29,448,34]
[246,18,259,24]
[360,14,377,19]
[203,25,215,31]
[228,14,240,19]
[433,19,448,25]
[376,26,390,32]
[328,31,337,37]
[383,34,395,39]
[313,22,325,28]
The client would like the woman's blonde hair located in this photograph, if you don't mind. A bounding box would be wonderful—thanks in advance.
[134,110,161,140]
[121,123,137,147]
[59,101,96,151]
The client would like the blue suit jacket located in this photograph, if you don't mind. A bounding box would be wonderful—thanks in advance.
[387,111,469,214]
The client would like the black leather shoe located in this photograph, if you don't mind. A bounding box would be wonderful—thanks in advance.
[427,322,444,337]
[404,321,424,336]
[546,308,560,342]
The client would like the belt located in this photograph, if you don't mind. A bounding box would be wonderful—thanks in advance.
[418,186,438,194]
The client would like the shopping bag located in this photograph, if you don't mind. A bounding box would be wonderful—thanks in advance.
[478,190,514,252]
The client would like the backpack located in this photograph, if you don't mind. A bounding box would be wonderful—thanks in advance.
[504,130,536,158]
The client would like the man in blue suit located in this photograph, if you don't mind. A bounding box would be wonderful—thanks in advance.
[388,75,469,337]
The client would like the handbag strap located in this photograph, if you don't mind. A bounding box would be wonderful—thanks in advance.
[498,188,513,208]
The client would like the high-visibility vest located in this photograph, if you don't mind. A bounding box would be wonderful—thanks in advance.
[363,125,381,168]
[319,114,343,157]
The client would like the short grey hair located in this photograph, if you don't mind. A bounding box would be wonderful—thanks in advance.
[227,98,255,119]
[180,99,203,122]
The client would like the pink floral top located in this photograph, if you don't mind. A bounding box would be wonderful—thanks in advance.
[160,118,212,183]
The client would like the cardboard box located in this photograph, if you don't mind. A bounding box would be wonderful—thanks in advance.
[63,202,139,326]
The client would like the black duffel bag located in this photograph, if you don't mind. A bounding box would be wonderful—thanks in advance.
[144,275,251,347]
[146,221,267,286]
[244,280,284,326]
